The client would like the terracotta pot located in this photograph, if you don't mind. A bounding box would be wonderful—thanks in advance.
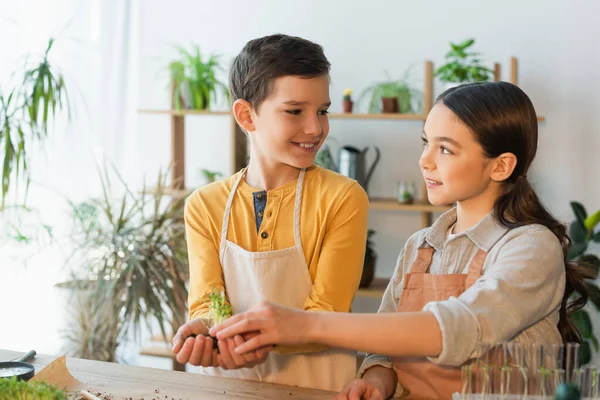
[381,97,399,113]
[343,100,353,113]
[359,253,376,288]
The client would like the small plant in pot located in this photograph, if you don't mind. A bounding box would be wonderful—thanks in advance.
[169,45,229,111]
[359,72,421,114]
[435,38,493,88]
[360,230,377,288]
[342,88,353,113]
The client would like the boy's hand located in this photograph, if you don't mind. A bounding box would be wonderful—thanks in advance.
[215,333,271,370]
[175,334,219,367]
[172,318,210,354]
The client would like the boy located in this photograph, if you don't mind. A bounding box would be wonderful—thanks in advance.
[171,34,368,391]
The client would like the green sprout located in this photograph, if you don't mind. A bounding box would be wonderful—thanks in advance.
[0,376,68,400]
[208,287,232,325]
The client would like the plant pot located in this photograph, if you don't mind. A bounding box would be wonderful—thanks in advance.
[360,253,376,288]
[343,100,353,113]
[381,97,399,113]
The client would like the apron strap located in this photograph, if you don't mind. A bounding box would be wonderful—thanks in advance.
[293,169,306,252]
[465,248,487,288]
[219,169,247,263]
[411,246,435,274]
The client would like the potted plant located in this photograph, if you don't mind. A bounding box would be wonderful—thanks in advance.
[343,88,353,113]
[1,38,71,208]
[60,164,189,361]
[435,38,493,88]
[360,230,377,288]
[200,168,223,184]
[169,45,229,111]
[567,201,600,365]
[359,72,422,114]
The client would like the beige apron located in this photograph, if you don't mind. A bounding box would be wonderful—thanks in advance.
[392,245,486,399]
[204,168,356,391]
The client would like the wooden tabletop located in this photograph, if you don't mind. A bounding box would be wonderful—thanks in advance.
[0,349,334,399]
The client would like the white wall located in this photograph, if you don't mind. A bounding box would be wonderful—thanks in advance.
[138,0,600,277]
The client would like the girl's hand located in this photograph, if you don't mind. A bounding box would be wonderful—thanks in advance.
[209,301,314,354]
[334,378,386,400]
[215,333,272,369]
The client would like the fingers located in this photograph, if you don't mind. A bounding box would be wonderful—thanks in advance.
[187,336,206,366]
[233,332,271,354]
[200,335,214,367]
[175,336,195,364]
[172,318,209,353]
[217,338,235,369]
[209,313,245,336]
[235,335,258,364]
[214,318,264,340]
[228,337,248,367]
[254,345,272,361]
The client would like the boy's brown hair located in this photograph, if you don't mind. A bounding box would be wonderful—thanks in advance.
[229,34,330,113]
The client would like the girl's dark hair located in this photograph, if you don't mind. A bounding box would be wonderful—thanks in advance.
[437,81,589,344]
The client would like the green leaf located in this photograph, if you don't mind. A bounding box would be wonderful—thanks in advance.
[570,201,587,228]
[581,340,592,365]
[567,241,588,260]
[585,209,600,232]
[572,309,593,338]
[587,282,600,311]
[569,220,587,244]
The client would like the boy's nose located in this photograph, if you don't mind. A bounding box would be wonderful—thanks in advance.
[304,115,323,136]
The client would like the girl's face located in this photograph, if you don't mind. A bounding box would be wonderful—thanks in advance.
[419,103,500,208]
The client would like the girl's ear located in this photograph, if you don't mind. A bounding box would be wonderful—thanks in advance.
[233,99,255,133]
[490,152,518,182]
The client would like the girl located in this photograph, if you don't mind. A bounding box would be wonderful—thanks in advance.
[210,82,588,399]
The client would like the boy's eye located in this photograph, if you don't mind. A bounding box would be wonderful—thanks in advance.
[286,109,301,115]
[318,109,329,116]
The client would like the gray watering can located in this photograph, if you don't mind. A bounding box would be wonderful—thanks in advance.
[317,145,381,194]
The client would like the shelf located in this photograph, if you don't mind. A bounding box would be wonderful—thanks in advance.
[369,198,452,213]
[138,108,230,116]
[356,277,389,299]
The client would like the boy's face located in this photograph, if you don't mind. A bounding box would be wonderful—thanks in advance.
[249,74,331,169]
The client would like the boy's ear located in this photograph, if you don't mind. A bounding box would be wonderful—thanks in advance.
[233,99,255,132]
[490,152,518,182]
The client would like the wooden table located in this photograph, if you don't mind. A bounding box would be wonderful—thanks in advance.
[0,349,334,399]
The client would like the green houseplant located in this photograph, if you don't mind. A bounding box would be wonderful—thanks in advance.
[359,72,422,114]
[567,201,600,364]
[61,163,189,361]
[435,38,493,84]
[1,38,71,208]
[169,45,229,111]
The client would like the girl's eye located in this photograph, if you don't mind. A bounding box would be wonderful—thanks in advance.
[318,110,329,116]
[421,137,428,147]
[286,110,301,115]
[441,147,452,155]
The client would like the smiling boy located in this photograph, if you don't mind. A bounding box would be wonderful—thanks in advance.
[171,34,369,391]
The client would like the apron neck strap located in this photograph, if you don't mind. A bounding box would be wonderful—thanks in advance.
[411,246,435,274]
[220,168,307,256]
[465,248,487,287]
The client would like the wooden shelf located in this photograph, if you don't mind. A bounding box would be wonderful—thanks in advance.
[356,277,389,299]
[369,198,452,213]
[328,113,427,121]
[139,108,230,116]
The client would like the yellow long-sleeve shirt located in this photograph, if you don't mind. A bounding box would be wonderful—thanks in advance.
[185,165,369,353]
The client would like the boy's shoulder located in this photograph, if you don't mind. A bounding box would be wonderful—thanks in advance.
[185,171,242,210]
[307,165,365,192]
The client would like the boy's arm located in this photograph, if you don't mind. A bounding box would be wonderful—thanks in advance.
[275,182,369,354]
[185,192,226,321]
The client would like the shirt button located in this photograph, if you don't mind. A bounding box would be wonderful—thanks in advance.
[256,193,263,199]
[258,211,263,218]
[261,232,269,239]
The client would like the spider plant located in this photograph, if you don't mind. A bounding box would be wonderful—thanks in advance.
[1,38,71,209]
[169,45,229,111]
[358,71,422,114]
[62,162,189,360]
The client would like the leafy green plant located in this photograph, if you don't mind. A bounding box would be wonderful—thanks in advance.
[435,38,493,83]
[1,38,71,208]
[0,376,67,400]
[208,287,233,325]
[62,162,189,360]
[201,169,223,184]
[567,201,600,364]
[358,71,422,114]
[169,45,229,111]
